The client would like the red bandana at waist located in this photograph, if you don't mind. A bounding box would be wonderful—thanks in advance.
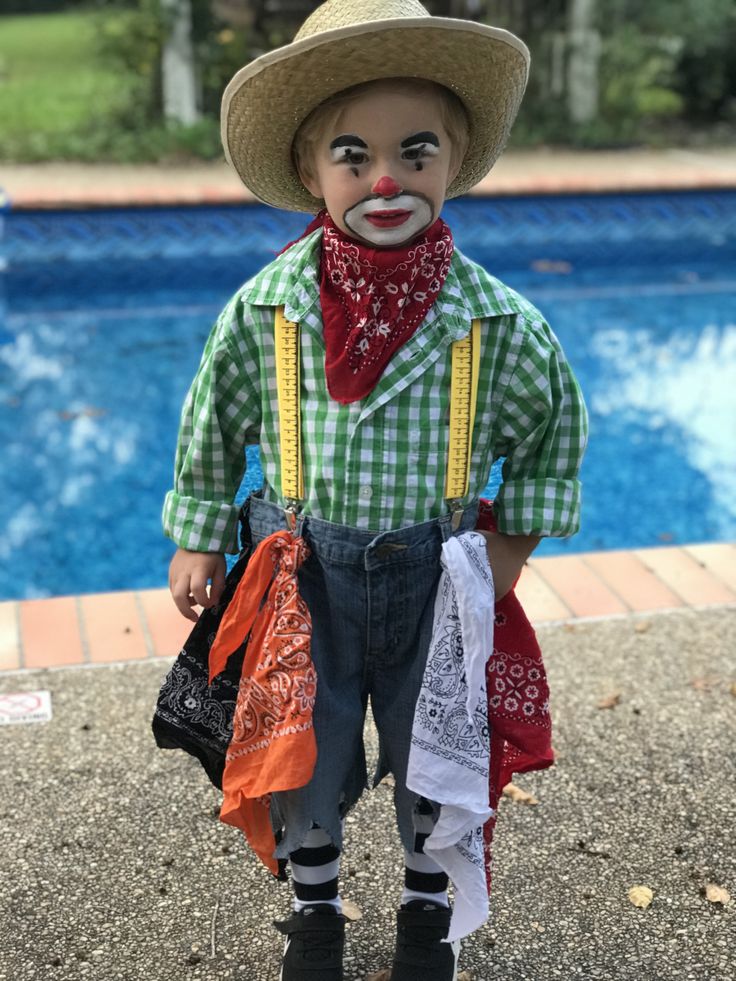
[289,211,454,404]
[475,500,554,892]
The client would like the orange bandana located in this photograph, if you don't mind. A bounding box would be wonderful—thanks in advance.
[208,530,316,873]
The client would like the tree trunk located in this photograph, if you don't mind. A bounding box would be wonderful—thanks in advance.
[566,0,601,125]
[161,0,200,125]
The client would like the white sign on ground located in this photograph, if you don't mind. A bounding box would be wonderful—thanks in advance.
[0,690,53,725]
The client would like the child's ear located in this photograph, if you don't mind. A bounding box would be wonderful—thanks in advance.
[446,156,463,189]
[301,173,324,199]
[296,159,323,200]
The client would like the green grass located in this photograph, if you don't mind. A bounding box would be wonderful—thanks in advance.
[2,9,725,161]
[0,9,224,162]
[0,10,128,157]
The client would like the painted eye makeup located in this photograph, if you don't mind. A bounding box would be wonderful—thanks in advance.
[400,131,440,169]
[329,134,368,166]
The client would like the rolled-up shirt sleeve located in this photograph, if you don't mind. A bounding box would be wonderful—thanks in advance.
[162,298,261,553]
[493,315,588,538]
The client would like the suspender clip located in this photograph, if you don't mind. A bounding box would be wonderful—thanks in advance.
[284,499,301,533]
[448,499,465,532]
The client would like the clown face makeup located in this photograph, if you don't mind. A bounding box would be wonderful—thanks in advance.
[299,85,461,248]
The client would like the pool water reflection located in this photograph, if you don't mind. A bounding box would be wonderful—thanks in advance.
[2,191,735,599]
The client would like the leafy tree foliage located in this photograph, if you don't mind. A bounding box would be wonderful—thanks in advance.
[479,0,736,144]
[4,1,730,159]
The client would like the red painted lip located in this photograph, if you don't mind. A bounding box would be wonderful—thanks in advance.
[365,209,412,227]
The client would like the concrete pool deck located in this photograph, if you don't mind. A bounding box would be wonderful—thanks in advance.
[2,607,734,980]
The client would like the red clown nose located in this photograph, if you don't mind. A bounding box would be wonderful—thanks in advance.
[372,175,402,198]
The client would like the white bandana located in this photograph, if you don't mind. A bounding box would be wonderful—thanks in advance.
[407,531,495,942]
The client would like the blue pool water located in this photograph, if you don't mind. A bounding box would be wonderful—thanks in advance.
[1,190,735,600]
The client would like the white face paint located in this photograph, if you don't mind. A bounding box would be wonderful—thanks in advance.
[343,193,434,247]
[298,87,460,249]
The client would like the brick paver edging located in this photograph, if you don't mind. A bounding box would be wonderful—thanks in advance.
[1,543,734,673]
[7,171,736,211]
[4,148,736,211]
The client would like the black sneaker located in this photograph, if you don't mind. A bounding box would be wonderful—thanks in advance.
[274,904,346,981]
[390,901,459,981]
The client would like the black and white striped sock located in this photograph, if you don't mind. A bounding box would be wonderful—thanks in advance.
[401,801,449,908]
[289,826,342,913]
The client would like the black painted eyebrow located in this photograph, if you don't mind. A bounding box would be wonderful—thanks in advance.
[401,131,440,147]
[330,134,368,149]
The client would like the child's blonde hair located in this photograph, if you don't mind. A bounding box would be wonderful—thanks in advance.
[293,77,470,186]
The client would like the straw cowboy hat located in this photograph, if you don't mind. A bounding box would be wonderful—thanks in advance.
[221,0,530,212]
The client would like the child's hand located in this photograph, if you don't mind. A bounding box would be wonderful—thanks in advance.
[169,548,226,622]
[475,531,540,600]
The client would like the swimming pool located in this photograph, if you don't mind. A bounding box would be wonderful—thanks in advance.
[2,190,735,600]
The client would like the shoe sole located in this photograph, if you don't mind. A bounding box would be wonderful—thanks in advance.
[450,938,460,981]
[279,931,457,980]
[389,937,460,981]
[279,935,290,981]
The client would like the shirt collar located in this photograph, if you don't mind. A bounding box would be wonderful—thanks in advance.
[239,228,528,331]
[240,229,322,324]
[438,248,530,321]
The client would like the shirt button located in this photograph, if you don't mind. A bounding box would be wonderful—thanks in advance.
[359,485,373,500]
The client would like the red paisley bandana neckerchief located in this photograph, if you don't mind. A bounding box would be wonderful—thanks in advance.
[317,211,454,404]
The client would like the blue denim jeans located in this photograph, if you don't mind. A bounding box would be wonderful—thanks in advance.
[246,494,479,858]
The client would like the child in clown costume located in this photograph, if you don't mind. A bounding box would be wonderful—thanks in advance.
[152,1,587,979]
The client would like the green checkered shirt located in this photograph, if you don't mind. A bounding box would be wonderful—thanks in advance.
[163,230,588,553]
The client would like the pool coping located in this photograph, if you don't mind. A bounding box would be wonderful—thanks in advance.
[2,147,736,210]
[2,541,734,673]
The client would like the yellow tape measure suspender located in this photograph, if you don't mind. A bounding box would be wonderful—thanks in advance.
[274,308,304,504]
[445,318,481,504]
[274,307,481,512]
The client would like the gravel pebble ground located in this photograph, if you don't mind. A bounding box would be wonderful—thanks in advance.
[1,607,734,981]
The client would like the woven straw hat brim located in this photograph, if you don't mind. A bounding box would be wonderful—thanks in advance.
[222,18,529,213]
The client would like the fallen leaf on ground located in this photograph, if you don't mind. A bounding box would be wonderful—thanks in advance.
[634,620,651,634]
[704,883,731,905]
[628,886,653,908]
[341,898,362,921]
[730,682,736,698]
[597,691,622,709]
[503,782,539,805]
[690,677,721,691]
